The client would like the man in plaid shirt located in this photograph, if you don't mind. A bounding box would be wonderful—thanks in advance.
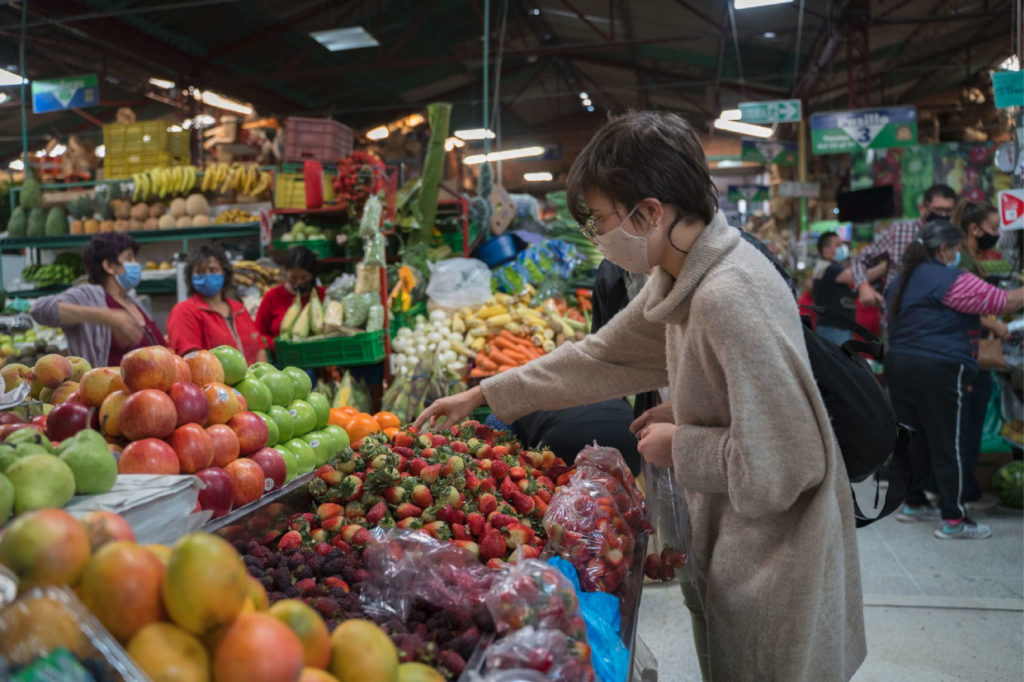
[852,184,958,306]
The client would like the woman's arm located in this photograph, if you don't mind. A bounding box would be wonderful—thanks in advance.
[835,260,886,286]
[942,273,1020,315]
[58,303,143,346]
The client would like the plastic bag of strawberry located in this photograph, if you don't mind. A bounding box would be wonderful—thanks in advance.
[540,478,637,594]
[571,445,651,535]
[640,459,691,584]
[483,626,596,682]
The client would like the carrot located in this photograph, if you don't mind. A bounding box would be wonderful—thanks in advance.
[475,353,498,372]
[496,364,517,373]
[488,349,519,367]
[469,367,493,378]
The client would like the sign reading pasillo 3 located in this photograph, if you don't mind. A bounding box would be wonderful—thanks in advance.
[811,106,917,154]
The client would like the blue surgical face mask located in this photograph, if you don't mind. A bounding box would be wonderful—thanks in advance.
[116,261,142,291]
[834,244,850,262]
[947,251,961,269]
[192,273,225,297]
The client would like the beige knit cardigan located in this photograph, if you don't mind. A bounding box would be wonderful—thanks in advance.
[482,212,866,681]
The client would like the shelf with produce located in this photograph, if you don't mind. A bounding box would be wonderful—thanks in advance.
[270,205,349,216]
[0,222,260,251]
[6,278,178,299]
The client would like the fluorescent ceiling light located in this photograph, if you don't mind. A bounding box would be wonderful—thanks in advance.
[366,125,389,141]
[48,144,67,157]
[310,26,379,52]
[719,109,742,121]
[579,92,589,99]
[582,98,592,106]
[454,128,496,140]
[523,172,553,182]
[734,0,793,9]
[444,137,466,151]
[148,77,175,89]
[998,54,1019,71]
[8,158,24,171]
[166,125,183,133]
[0,92,7,104]
[0,67,27,87]
[464,146,545,164]
[94,144,105,158]
[714,118,773,138]
[404,114,425,127]
[201,90,253,115]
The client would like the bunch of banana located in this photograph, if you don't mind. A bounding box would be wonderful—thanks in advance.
[200,162,272,197]
[22,263,78,287]
[130,165,199,201]
[232,260,282,292]
[214,208,257,224]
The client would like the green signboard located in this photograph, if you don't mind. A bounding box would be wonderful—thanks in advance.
[739,99,802,123]
[811,106,917,154]
[741,139,797,165]
[992,70,1023,109]
[727,185,770,202]
[31,74,100,114]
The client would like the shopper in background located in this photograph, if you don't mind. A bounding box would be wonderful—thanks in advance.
[416,111,866,681]
[167,244,267,365]
[811,231,887,345]
[885,221,1023,539]
[852,183,957,306]
[30,233,165,367]
[951,199,1007,511]
[255,246,326,349]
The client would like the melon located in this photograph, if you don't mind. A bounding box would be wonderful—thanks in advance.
[128,218,144,231]
[143,217,160,231]
[149,203,166,219]
[185,193,209,217]
[130,203,150,221]
[993,460,1023,508]
[158,214,176,229]
[191,214,211,227]
[170,198,187,219]
[176,216,193,229]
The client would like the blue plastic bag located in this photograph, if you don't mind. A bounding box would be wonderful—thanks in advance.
[547,556,629,682]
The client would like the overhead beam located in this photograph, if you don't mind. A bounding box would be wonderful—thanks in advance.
[557,0,612,42]
[204,2,361,60]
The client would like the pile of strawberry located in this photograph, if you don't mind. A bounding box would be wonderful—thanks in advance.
[290,421,569,565]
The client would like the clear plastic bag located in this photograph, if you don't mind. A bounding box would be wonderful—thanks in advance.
[426,258,493,309]
[483,626,595,682]
[640,459,690,584]
[572,444,650,535]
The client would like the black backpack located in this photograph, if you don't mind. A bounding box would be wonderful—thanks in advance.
[799,306,911,527]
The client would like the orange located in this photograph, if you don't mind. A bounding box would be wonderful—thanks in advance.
[128,622,210,682]
[328,407,357,429]
[373,411,401,430]
[268,599,331,668]
[346,414,382,444]
[383,426,400,441]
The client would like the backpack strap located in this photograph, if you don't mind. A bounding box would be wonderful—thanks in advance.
[853,424,913,528]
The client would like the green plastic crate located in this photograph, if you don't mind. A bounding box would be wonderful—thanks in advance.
[389,301,427,337]
[472,406,492,422]
[273,238,335,258]
[274,330,385,368]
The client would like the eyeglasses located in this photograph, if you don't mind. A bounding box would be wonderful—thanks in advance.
[578,206,638,245]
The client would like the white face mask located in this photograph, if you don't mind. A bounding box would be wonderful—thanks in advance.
[595,208,653,273]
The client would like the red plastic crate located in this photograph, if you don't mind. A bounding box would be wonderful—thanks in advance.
[282,117,354,165]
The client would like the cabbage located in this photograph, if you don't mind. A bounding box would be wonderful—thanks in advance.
[993,461,1023,509]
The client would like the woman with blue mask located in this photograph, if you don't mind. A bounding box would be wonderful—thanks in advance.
[885,220,1024,540]
[30,233,165,367]
[167,244,267,365]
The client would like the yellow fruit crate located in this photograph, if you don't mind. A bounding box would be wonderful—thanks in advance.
[103,120,188,156]
[104,150,187,180]
[274,172,337,210]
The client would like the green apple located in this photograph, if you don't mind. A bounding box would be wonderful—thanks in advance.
[283,438,315,475]
[306,392,330,430]
[0,473,12,524]
[287,400,317,437]
[6,454,76,513]
[235,375,273,413]
[301,432,333,467]
[262,370,295,407]
[268,405,294,442]
[322,424,351,452]
[59,432,117,494]
[276,446,299,482]
[211,345,247,386]
[283,366,312,400]
[248,362,277,379]
[252,411,279,447]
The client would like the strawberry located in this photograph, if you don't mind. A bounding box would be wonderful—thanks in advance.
[477,458,492,472]
[490,460,509,480]
[338,475,363,502]
[408,457,428,476]
[331,536,352,553]
[503,523,535,549]
[258,529,282,545]
[295,577,317,595]
[519,544,541,559]
[487,512,517,529]
[477,493,498,515]
[534,487,552,503]
[423,521,451,540]
[479,476,497,493]
[466,512,487,537]
[499,477,518,501]
[436,486,460,508]
[523,449,544,468]
[396,456,408,472]
[417,434,433,449]
[315,502,343,521]
[453,540,479,556]
[392,445,415,459]
[474,423,493,441]
[382,485,406,505]
[431,434,448,448]
[485,557,506,570]
[396,517,423,530]
[450,441,468,454]
[509,466,527,481]
[419,463,442,484]
[451,522,471,541]
[396,503,422,519]
[392,432,414,448]
[644,553,663,581]
[491,445,509,457]
[310,528,328,544]
[510,491,536,515]
[365,501,388,525]
[532,495,548,515]
[442,455,465,476]
[314,542,333,557]
[344,501,366,520]
[410,484,433,508]
[277,530,302,551]
[324,576,350,592]
[370,453,393,470]
[316,464,343,485]
[479,528,507,561]
[420,447,436,459]
[463,470,481,493]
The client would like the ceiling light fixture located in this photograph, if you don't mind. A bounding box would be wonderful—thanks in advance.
[201,90,253,115]
[586,106,595,112]
[48,144,67,157]
[404,114,425,127]
[713,118,773,138]
[445,137,466,151]
[582,98,592,106]
[463,146,545,165]
[734,0,793,9]
[578,92,589,99]
[454,128,497,140]
[310,26,380,52]
[366,125,390,141]
[523,172,553,182]
[0,67,27,87]
[94,144,105,158]
[8,158,24,171]
[719,109,742,121]
[148,77,175,89]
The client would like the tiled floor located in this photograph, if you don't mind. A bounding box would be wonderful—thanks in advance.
[635,495,1024,681]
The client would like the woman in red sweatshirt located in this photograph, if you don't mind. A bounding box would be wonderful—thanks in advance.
[255,246,326,350]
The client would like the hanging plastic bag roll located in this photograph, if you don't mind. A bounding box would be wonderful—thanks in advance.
[425,257,494,309]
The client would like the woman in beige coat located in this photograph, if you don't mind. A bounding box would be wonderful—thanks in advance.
[416,111,866,681]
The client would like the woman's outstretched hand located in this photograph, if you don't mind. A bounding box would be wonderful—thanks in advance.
[413,385,486,432]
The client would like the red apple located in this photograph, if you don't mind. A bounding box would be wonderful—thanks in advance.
[33,353,73,389]
[173,355,192,384]
[31,415,47,429]
[45,401,92,441]
[0,411,22,426]
[249,447,286,492]
[0,423,42,441]
[195,467,233,519]
[80,367,127,408]
[120,345,177,393]
[79,510,136,551]
[224,458,264,507]
[207,424,240,467]
[119,389,177,441]
[50,380,80,405]
[232,388,247,413]
[203,382,242,425]
[184,350,224,386]
[168,422,214,473]
[228,411,269,456]
[168,381,209,427]
[118,438,180,474]
[98,390,129,438]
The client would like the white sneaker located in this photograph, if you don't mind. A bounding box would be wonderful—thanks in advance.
[896,505,941,523]
[934,519,992,540]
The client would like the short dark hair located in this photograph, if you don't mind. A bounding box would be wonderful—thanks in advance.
[817,231,840,254]
[566,111,718,227]
[922,184,956,205]
[83,233,140,284]
[890,219,963,319]
[283,246,318,277]
[185,244,233,297]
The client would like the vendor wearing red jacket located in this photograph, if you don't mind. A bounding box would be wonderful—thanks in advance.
[255,246,326,350]
[167,244,268,365]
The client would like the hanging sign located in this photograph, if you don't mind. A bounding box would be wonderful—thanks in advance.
[810,106,917,154]
[727,185,770,202]
[31,74,100,114]
[776,181,821,199]
[741,139,797,165]
[991,70,1024,109]
[998,189,1024,230]
[739,99,802,123]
